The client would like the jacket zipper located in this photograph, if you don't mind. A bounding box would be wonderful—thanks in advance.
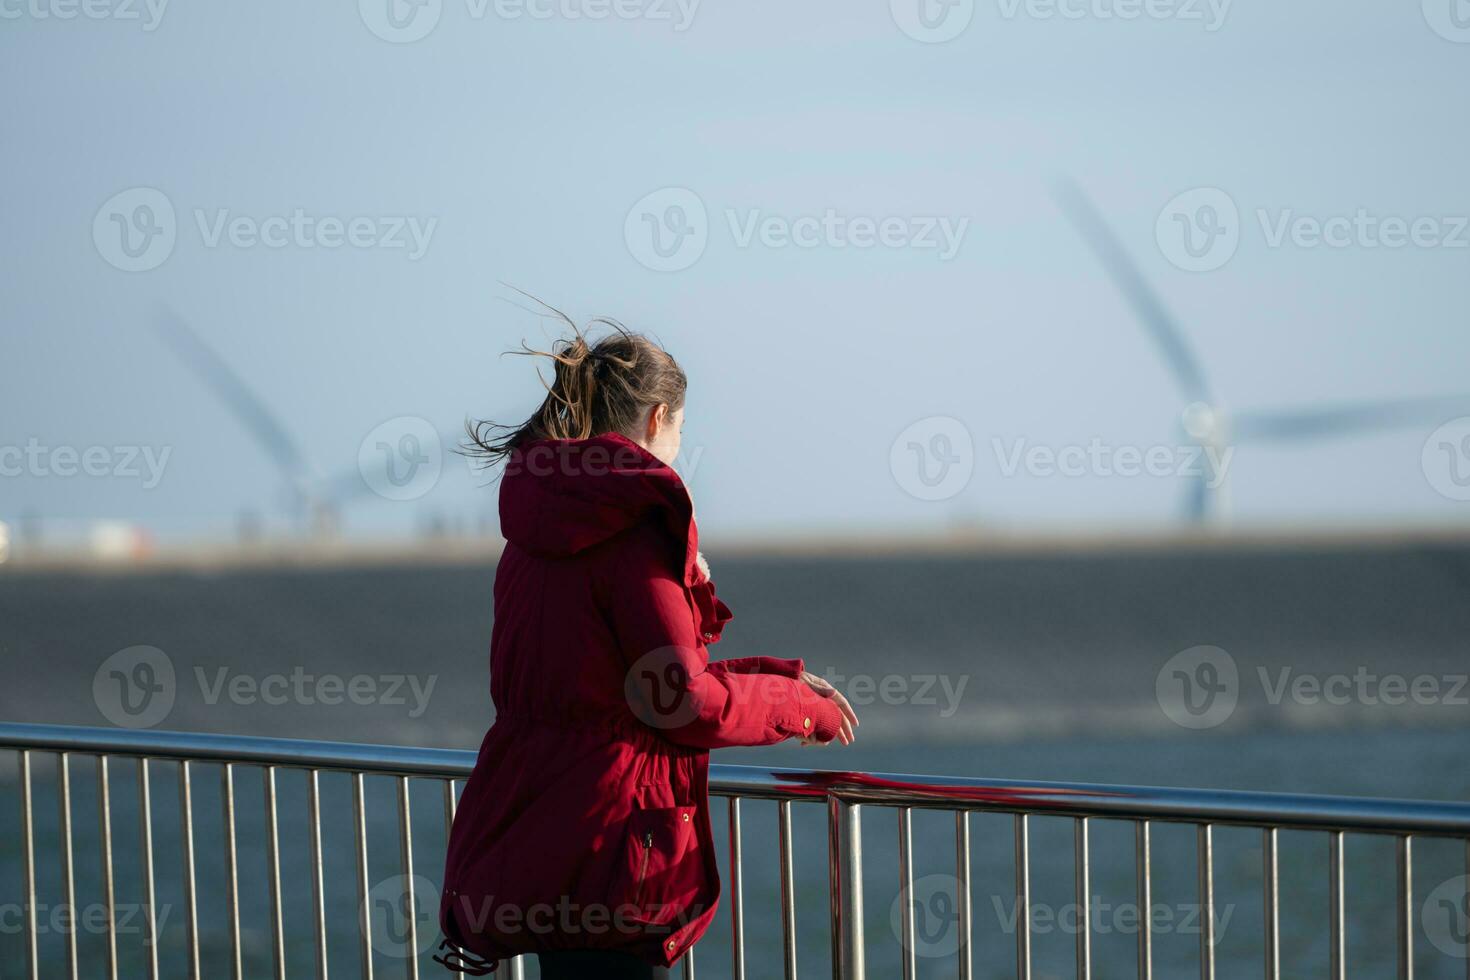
[634,832,653,906]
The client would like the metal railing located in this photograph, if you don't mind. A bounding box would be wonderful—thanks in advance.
[3,721,1469,979]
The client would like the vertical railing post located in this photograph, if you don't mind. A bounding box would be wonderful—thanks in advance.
[97,755,118,980]
[1137,820,1153,980]
[264,766,287,980]
[1075,817,1091,980]
[222,763,243,980]
[58,752,79,980]
[1197,823,1215,980]
[179,760,201,980]
[309,769,330,980]
[827,796,865,979]
[897,807,916,980]
[353,772,375,980]
[397,775,420,980]
[1263,827,1279,980]
[19,750,39,980]
[1329,831,1345,980]
[1398,835,1414,980]
[728,797,747,980]
[1015,813,1032,980]
[956,810,973,980]
[138,757,160,980]
[778,799,798,980]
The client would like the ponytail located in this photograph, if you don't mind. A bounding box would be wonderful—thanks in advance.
[464,301,686,467]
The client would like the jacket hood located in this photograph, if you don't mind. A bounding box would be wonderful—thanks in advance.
[499,433,701,581]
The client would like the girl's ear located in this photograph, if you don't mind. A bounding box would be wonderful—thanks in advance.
[647,403,668,441]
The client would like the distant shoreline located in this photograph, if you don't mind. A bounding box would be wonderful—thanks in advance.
[4,523,1469,575]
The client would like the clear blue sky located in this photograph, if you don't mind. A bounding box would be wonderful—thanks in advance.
[4,0,1469,541]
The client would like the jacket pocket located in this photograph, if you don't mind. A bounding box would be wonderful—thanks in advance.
[620,805,697,925]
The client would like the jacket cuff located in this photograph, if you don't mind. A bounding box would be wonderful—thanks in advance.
[795,683,844,743]
[713,656,805,678]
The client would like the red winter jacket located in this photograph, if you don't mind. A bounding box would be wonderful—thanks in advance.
[438,433,843,972]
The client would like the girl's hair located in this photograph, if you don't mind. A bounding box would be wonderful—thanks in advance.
[464,302,686,466]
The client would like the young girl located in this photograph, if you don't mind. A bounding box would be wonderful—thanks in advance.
[436,316,857,979]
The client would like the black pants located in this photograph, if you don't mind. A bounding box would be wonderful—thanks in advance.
[536,949,670,979]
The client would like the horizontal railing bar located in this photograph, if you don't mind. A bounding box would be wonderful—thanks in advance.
[675,766,1470,837]
[6,722,1470,836]
[0,722,467,778]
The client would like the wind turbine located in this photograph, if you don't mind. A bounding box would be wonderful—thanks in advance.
[1053,180,1470,524]
[153,308,382,537]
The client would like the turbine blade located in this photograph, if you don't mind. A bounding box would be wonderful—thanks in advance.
[1053,179,1212,403]
[1232,396,1470,443]
[154,308,314,489]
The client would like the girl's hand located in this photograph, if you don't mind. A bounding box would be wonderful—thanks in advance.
[798,670,858,746]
